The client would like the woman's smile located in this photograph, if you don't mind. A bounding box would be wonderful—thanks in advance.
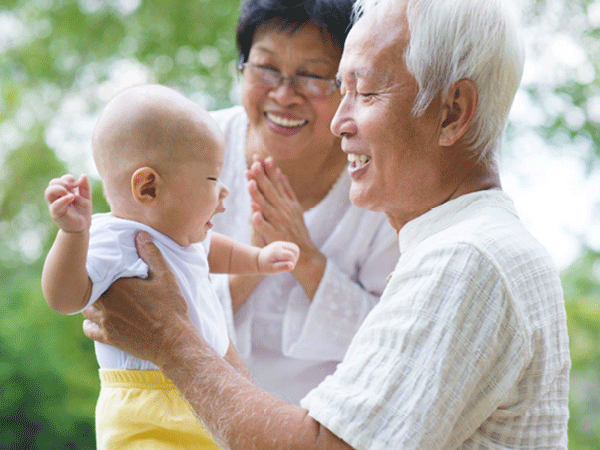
[265,111,308,135]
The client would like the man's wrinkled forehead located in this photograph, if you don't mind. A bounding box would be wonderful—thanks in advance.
[336,66,394,89]
[353,0,409,31]
[338,6,408,84]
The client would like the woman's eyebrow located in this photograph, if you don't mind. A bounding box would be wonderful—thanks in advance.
[250,45,335,67]
[248,45,275,56]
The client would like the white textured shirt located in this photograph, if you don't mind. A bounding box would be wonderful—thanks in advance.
[82,214,229,369]
[209,106,400,404]
[302,190,570,449]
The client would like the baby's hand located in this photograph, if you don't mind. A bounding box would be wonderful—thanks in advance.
[258,241,300,274]
[45,174,93,233]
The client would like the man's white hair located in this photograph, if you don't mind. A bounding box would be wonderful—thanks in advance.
[353,0,525,162]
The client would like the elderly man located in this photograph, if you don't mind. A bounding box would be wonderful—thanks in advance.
[82,0,570,448]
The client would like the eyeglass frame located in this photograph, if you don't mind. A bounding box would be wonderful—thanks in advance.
[238,62,341,98]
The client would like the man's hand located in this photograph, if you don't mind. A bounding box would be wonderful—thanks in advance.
[83,232,351,450]
[82,231,194,368]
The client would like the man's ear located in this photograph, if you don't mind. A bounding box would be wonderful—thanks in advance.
[439,79,478,147]
[131,167,160,205]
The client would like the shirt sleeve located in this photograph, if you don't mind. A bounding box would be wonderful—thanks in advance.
[77,227,148,314]
[302,243,530,450]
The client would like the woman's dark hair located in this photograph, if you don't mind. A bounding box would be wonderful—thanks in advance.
[236,0,355,64]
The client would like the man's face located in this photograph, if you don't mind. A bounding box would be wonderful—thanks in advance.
[331,2,446,231]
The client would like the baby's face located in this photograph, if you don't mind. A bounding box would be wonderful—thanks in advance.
[159,135,229,247]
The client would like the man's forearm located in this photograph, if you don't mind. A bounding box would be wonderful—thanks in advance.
[159,325,352,450]
[223,340,252,380]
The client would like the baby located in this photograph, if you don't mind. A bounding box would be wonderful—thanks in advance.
[41,84,299,450]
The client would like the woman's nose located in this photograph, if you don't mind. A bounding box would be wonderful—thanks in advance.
[268,78,304,105]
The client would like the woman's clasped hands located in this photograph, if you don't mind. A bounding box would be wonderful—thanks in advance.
[245,154,326,300]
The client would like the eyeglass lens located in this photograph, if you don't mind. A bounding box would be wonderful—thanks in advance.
[243,64,337,98]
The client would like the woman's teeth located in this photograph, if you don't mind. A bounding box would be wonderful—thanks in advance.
[347,153,371,168]
[266,112,307,128]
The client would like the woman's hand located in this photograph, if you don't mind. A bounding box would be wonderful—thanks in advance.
[246,156,309,245]
[246,155,326,299]
[82,231,195,368]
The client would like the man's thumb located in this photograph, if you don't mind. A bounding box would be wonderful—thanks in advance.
[135,231,165,273]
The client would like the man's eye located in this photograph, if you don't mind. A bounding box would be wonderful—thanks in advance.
[208,177,218,181]
[299,73,326,80]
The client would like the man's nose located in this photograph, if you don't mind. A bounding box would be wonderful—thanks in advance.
[331,94,355,138]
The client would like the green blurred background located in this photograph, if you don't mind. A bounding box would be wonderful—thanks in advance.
[1,0,598,448]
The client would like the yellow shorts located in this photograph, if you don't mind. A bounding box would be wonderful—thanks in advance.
[96,369,220,450]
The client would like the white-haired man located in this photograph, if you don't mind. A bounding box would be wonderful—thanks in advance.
[82,0,570,448]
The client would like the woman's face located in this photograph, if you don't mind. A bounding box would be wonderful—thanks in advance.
[241,22,342,161]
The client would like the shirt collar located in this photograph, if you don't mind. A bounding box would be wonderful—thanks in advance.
[397,190,518,255]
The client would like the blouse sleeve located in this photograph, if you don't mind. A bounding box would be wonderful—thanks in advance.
[210,214,399,362]
[281,217,399,361]
[210,273,241,351]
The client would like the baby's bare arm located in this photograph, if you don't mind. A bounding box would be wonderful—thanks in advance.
[208,232,259,274]
[41,174,93,314]
[208,232,299,275]
[42,230,93,314]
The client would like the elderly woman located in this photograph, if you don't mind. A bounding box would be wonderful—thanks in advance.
[83,0,570,448]
[209,0,399,405]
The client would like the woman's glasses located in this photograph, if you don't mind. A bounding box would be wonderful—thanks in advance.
[239,62,340,98]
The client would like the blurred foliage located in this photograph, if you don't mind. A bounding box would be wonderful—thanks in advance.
[0,0,599,448]
[562,249,600,449]
[520,0,600,168]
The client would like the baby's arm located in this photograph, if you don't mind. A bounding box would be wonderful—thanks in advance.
[208,232,299,275]
[41,174,94,314]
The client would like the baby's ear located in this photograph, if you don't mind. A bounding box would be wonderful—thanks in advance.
[131,167,159,205]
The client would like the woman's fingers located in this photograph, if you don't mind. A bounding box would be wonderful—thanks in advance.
[262,157,290,199]
[246,156,312,247]
[247,158,285,208]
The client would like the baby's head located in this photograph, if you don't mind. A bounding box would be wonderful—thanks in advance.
[92,84,229,246]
